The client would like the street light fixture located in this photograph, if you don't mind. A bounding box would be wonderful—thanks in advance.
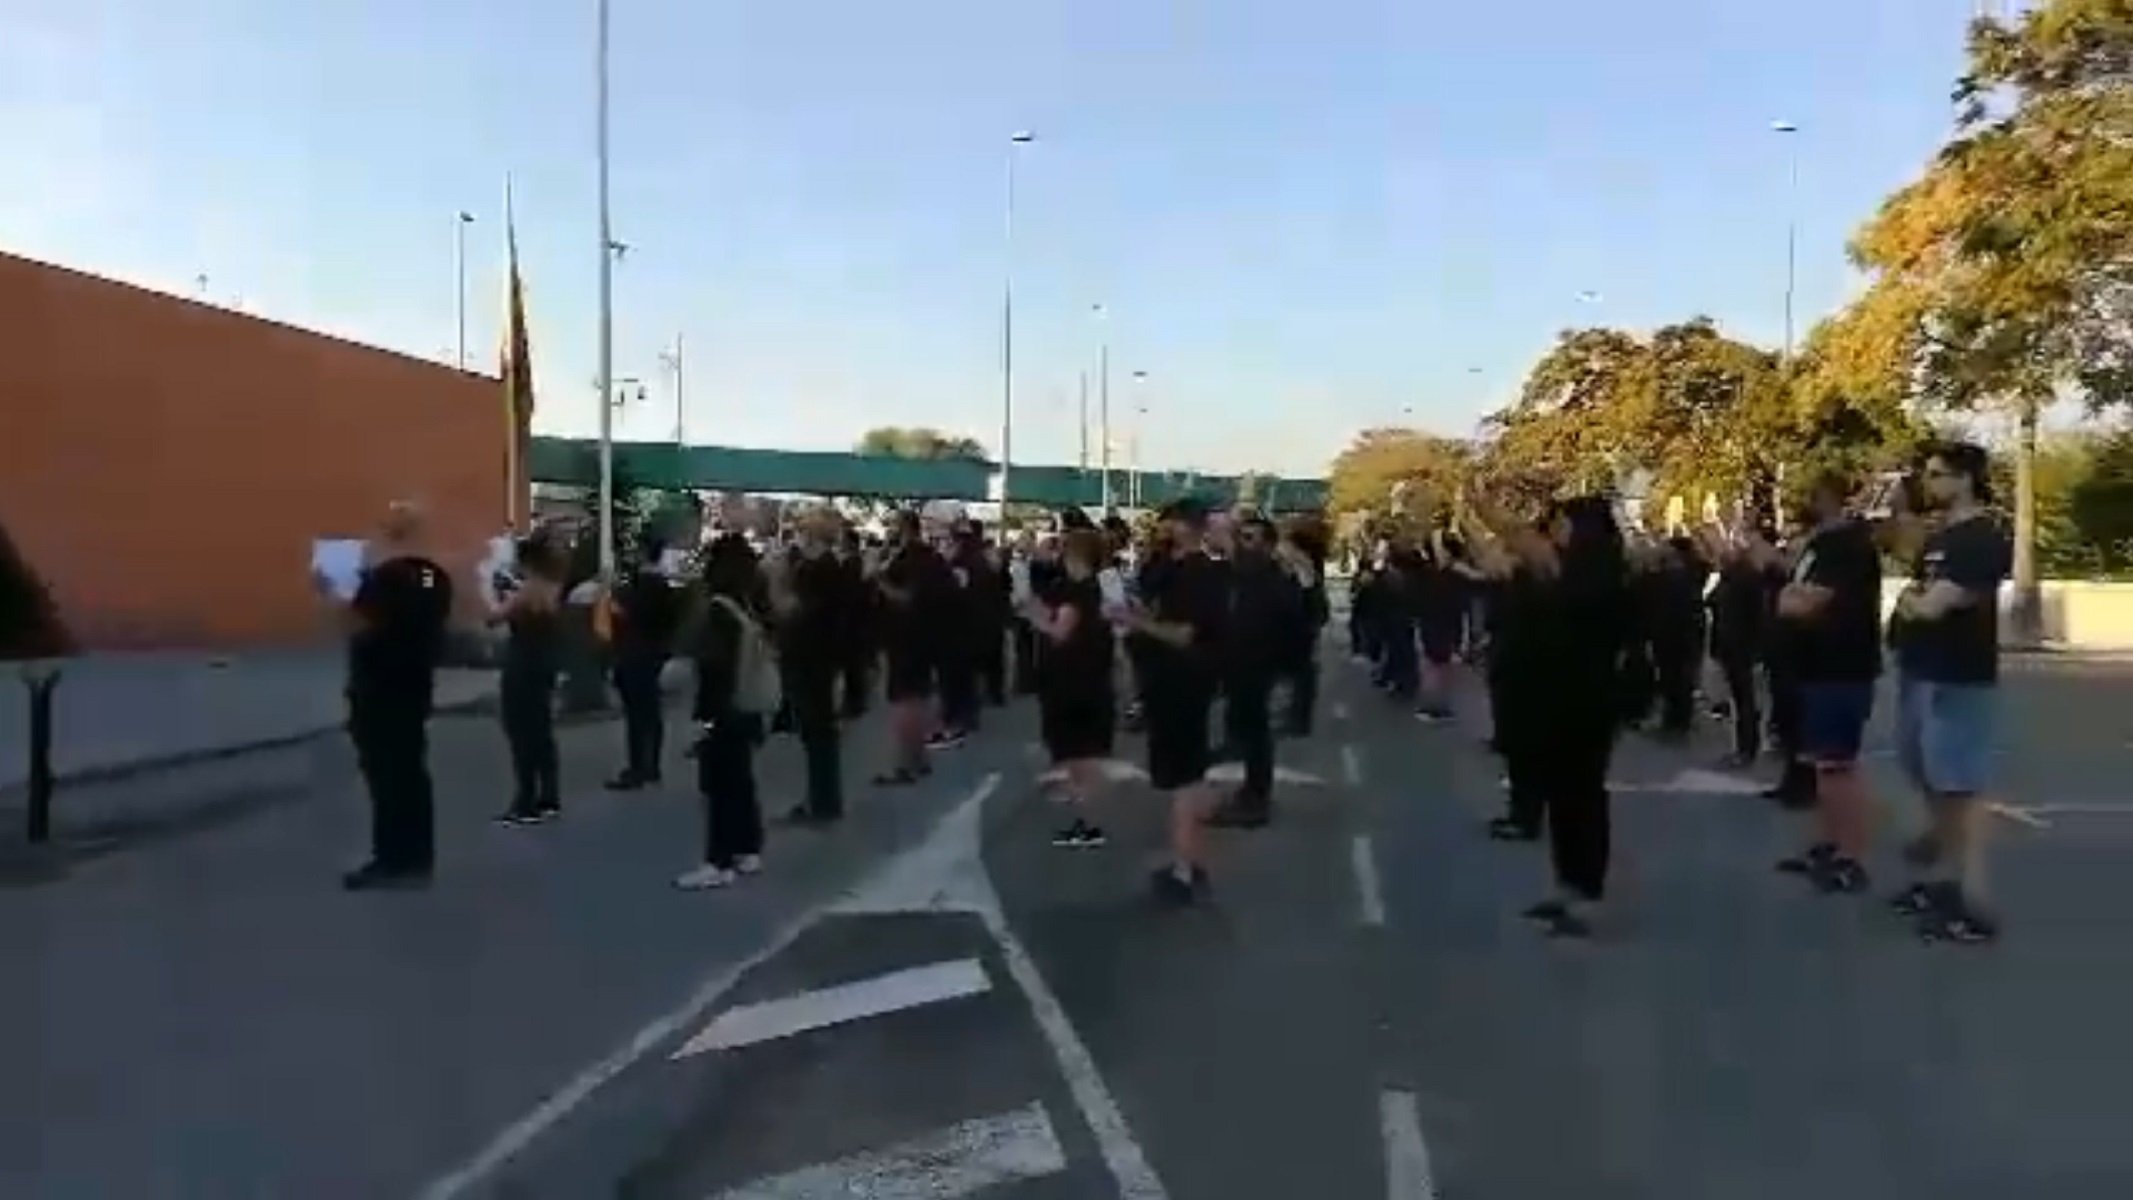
[454,210,475,370]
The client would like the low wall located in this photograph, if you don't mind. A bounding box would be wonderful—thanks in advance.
[1880,580,2133,651]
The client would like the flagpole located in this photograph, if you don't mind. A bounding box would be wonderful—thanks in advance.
[503,175,519,530]
[594,0,617,577]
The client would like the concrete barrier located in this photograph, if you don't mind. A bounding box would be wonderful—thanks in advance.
[1881,579,2133,651]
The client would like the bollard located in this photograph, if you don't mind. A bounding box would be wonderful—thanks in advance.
[23,668,60,844]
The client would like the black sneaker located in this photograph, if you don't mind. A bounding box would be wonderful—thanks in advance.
[925,729,968,751]
[1413,707,1453,725]
[1488,817,1541,843]
[1521,898,1568,922]
[1149,864,1209,906]
[342,862,431,890]
[1544,908,1595,939]
[1919,902,2001,945]
[1776,842,1835,875]
[496,808,545,827]
[1812,856,1871,895]
[1050,820,1107,848]
[604,773,647,792]
[1888,882,1939,916]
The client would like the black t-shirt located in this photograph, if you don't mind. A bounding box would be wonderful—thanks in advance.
[1139,550,1228,697]
[1889,513,2011,685]
[615,570,680,654]
[1036,573,1113,697]
[347,555,453,701]
[880,542,952,656]
[1787,520,1883,684]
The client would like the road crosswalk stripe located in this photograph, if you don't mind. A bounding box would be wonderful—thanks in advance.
[707,1103,1066,1199]
[673,958,992,1058]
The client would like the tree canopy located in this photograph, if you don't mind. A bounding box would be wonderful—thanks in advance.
[855,427,989,460]
[1324,429,1471,524]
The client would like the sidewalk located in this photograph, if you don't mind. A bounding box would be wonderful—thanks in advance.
[0,651,496,792]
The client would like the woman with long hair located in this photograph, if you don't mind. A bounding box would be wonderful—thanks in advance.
[1025,526,1118,848]
[492,528,567,825]
[677,533,773,889]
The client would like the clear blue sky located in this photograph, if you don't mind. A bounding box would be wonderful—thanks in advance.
[2,0,1975,476]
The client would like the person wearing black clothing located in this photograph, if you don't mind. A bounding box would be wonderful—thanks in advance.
[932,524,986,742]
[1757,531,1813,807]
[1885,441,2011,943]
[1646,536,1708,739]
[1774,473,1884,894]
[1120,498,1230,905]
[836,530,873,718]
[676,533,771,889]
[1279,518,1329,736]
[771,509,849,823]
[1376,546,1423,700]
[968,523,1011,707]
[1209,515,1306,828]
[1704,536,1770,766]
[875,510,947,784]
[607,539,681,790]
[331,505,453,890]
[1026,526,1118,847]
[493,532,566,824]
[1415,531,1465,722]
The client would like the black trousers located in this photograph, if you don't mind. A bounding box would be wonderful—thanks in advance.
[1619,638,1656,725]
[1652,633,1697,734]
[840,639,872,717]
[500,671,559,811]
[790,667,844,819]
[938,649,980,731]
[696,714,764,867]
[1764,657,1814,801]
[975,623,1008,705]
[1537,710,1616,901]
[1223,673,1276,808]
[1378,618,1418,698]
[613,651,666,779]
[1012,621,1042,694]
[1715,643,1761,759]
[1282,645,1319,735]
[348,691,434,873]
[1496,682,1547,834]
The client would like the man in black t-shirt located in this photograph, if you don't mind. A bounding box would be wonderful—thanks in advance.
[1120,497,1228,905]
[328,503,453,890]
[1774,473,1882,894]
[1885,442,2012,943]
[607,539,681,790]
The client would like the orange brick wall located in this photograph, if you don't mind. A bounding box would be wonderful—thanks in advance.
[0,252,509,649]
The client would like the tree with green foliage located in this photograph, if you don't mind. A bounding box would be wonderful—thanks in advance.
[1325,429,1471,526]
[855,427,989,460]
[1839,0,2133,638]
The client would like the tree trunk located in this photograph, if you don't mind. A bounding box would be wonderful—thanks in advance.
[2008,397,2042,648]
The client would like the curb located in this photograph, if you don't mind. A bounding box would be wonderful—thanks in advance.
[0,690,503,800]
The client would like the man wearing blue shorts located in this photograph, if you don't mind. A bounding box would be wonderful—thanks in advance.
[1775,472,1884,894]
[1886,441,2011,944]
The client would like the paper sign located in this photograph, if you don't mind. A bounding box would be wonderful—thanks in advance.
[1009,558,1033,606]
[479,535,519,609]
[311,539,365,600]
[1098,567,1127,610]
[658,547,691,578]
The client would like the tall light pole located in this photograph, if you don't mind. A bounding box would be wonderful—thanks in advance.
[1000,130,1035,507]
[1093,303,1112,509]
[659,334,685,444]
[595,0,617,576]
[1129,370,1149,509]
[1773,119,1801,366]
[454,211,475,370]
[1077,370,1090,472]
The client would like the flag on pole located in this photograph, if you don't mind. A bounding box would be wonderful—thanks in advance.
[501,178,535,530]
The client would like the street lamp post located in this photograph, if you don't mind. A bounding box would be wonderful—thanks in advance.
[595,0,618,577]
[454,211,475,370]
[1773,120,1801,365]
[1093,303,1112,510]
[659,334,685,444]
[1000,131,1035,507]
[1129,370,1149,508]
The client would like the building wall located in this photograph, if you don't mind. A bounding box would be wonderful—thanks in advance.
[0,252,508,648]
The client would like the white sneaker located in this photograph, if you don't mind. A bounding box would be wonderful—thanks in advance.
[734,854,763,876]
[675,864,738,890]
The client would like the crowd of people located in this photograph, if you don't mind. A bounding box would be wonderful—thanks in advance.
[324,439,2011,945]
[323,497,1328,905]
[1345,440,2012,944]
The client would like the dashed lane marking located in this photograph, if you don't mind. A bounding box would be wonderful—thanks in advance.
[1342,744,1363,787]
[708,1103,1067,1199]
[1379,1089,1440,1199]
[1351,836,1386,928]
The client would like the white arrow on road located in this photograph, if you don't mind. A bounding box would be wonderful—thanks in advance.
[1616,767,1765,796]
[1208,762,1328,787]
[1034,758,1150,786]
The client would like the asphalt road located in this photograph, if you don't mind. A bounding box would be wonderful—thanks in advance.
[9,642,2133,1198]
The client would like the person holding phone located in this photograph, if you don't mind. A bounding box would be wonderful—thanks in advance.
[492,529,566,825]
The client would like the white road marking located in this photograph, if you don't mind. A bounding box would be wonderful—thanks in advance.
[1333,701,1351,721]
[831,773,1172,1199]
[1207,762,1326,786]
[1037,758,1148,786]
[1989,802,2051,829]
[1342,743,1363,787]
[709,1103,1066,1199]
[2025,803,2133,816]
[672,959,991,1058]
[1380,1089,1440,1199]
[1351,836,1387,927]
[412,776,1003,1200]
[1615,768,1763,796]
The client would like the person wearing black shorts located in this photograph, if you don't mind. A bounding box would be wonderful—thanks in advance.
[874,510,948,785]
[1025,523,1117,847]
[1119,498,1230,905]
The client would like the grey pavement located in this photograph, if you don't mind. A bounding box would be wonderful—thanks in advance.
[0,651,497,794]
[10,640,2133,1198]
[2,696,1016,1199]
